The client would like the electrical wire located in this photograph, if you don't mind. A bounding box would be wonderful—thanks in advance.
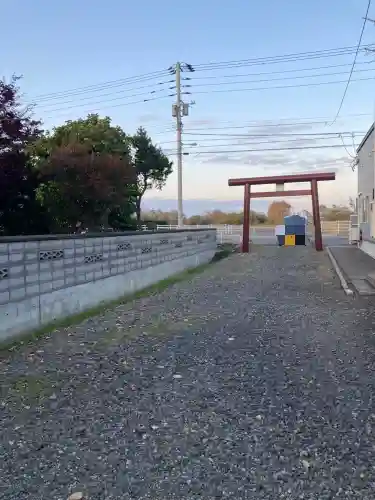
[179,144,360,154]
[33,45,373,105]
[339,134,356,158]
[184,61,374,81]
[185,67,375,89]
[29,69,170,102]
[37,72,373,118]
[182,131,365,138]
[170,135,360,148]
[142,113,372,139]
[39,88,173,115]
[159,137,360,149]
[329,0,372,124]
[185,76,375,96]
[193,45,374,71]
[43,94,173,120]
[188,139,355,147]
[181,112,372,131]
[35,80,173,110]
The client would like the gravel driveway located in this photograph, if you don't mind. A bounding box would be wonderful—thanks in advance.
[1,246,375,499]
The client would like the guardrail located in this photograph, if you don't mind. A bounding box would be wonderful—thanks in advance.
[154,221,350,237]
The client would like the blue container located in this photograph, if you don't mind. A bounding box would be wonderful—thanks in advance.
[284,215,306,226]
[285,224,306,236]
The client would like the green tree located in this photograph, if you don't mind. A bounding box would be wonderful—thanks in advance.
[32,114,130,158]
[37,142,135,231]
[33,114,136,231]
[0,76,50,236]
[130,127,173,223]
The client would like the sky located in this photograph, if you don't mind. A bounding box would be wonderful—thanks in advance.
[3,0,375,214]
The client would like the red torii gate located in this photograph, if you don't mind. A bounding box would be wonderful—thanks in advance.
[228,171,336,253]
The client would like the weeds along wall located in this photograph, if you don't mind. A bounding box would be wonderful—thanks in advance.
[0,229,217,341]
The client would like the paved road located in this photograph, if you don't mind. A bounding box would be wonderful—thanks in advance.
[1,247,375,499]
[221,230,349,246]
[321,235,350,246]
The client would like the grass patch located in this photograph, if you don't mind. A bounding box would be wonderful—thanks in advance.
[0,248,231,353]
[2,375,56,404]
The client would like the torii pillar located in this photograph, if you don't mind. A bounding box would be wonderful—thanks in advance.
[228,171,336,253]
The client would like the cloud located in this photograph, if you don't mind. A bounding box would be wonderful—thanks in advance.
[194,137,354,174]
[187,118,218,127]
[204,154,238,164]
[138,113,160,123]
[246,121,316,135]
[284,155,351,171]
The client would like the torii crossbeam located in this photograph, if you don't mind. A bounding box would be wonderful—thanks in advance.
[228,171,336,253]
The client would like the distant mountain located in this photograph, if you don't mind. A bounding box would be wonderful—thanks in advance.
[142,198,269,216]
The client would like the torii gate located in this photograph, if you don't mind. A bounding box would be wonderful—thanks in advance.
[228,171,336,253]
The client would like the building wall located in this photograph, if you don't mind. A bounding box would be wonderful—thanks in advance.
[0,229,217,342]
[357,126,374,239]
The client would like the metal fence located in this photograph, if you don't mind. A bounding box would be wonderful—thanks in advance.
[154,221,350,241]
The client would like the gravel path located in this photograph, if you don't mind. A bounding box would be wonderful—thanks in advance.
[1,246,375,499]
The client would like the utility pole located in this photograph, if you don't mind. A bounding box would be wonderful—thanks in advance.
[175,62,183,227]
[169,62,195,227]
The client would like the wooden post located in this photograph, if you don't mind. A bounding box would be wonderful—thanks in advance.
[242,183,251,253]
[311,179,323,251]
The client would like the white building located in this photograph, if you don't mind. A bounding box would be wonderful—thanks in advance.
[357,123,375,257]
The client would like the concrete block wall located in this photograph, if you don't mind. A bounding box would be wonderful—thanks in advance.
[0,229,217,341]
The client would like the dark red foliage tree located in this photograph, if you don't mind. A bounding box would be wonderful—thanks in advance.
[0,76,49,235]
[38,142,136,230]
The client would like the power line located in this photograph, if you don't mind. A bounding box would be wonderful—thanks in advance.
[185,61,374,81]
[144,113,373,138]
[35,81,173,110]
[186,67,375,89]
[182,131,365,138]
[160,135,356,145]
[158,137,361,148]
[31,45,373,104]
[179,113,372,134]
[187,139,357,148]
[330,0,372,124]
[43,94,172,120]
[182,121,361,133]
[193,45,374,71]
[37,74,374,118]
[339,134,357,158]
[179,144,359,154]
[185,76,375,96]
[40,66,373,111]
[29,70,169,102]
[39,88,173,115]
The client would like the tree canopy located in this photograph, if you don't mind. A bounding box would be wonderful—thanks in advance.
[32,114,130,159]
[37,142,136,231]
[130,127,173,222]
[267,201,291,225]
[0,76,50,236]
[30,118,173,231]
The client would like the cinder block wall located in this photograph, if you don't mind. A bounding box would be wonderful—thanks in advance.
[0,229,217,341]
